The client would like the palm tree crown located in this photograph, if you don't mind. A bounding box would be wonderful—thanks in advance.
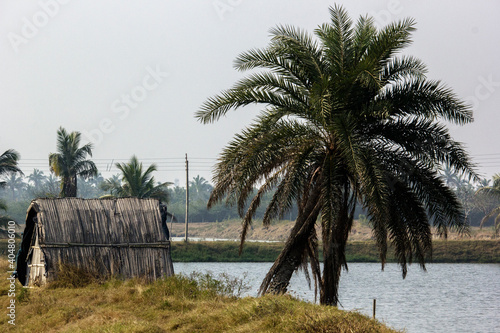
[4,173,25,200]
[197,5,477,305]
[101,156,171,202]
[28,169,46,192]
[0,149,22,212]
[190,175,212,201]
[49,127,98,197]
[0,149,21,186]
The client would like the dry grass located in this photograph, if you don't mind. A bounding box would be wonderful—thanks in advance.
[170,219,499,242]
[0,259,399,333]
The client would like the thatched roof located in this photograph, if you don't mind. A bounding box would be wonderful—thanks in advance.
[29,197,167,245]
[19,197,173,284]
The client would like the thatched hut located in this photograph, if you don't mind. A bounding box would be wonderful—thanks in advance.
[16,197,174,286]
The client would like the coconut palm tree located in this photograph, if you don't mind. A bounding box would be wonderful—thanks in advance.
[475,174,500,235]
[27,169,46,192]
[0,150,21,174]
[477,178,491,188]
[101,156,171,202]
[0,149,21,209]
[0,197,8,228]
[197,5,476,305]
[0,211,12,229]
[44,174,61,196]
[440,166,460,188]
[3,173,25,201]
[100,174,122,196]
[0,149,21,185]
[49,127,98,197]
[189,175,212,201]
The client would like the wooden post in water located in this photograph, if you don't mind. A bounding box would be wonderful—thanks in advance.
[373,299,376,319]
[185,153,189,242]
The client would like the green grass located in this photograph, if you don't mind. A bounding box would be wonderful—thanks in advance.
[172,240,500,263]
[0,238,21,257]
[171,241,286,262]
[2,238,499,264]
[430,240,500,263]
[0,259,399,332]
[346,240,500,263]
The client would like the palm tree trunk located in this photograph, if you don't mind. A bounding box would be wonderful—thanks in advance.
[320,225,350,306]
[61,175,77,197]
[71,175,77,197]
[320,185,356,306]
[259,184,322,295]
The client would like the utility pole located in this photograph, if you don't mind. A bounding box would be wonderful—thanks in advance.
[185,153,189,242]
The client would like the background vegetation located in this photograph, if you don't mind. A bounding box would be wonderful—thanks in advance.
[3,238,498,263]
[170,240,500,263]
[1,170,498,229]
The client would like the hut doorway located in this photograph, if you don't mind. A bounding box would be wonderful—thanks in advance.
[25,222,46,286]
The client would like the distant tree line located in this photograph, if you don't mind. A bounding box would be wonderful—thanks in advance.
[0,167,301,225]
[1,162,499,231]
[0,131,498,237]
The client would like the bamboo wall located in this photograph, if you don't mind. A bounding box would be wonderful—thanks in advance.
[26,197,174,283]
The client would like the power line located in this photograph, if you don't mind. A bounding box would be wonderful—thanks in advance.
[11,154,500,180]
[471,152,500,157]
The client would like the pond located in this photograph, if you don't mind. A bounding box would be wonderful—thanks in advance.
[173,262,500,333]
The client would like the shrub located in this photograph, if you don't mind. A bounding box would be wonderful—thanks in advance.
[47,262,106,289]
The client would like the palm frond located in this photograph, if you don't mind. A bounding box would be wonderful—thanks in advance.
[0,149,21,176]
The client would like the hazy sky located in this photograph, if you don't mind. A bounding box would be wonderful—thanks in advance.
[1,1,499,185]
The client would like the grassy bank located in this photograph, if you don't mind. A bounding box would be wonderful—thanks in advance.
[172,240,500,263]
[171,241,286,262]
[0,259,398,332]
[2,238,499,263]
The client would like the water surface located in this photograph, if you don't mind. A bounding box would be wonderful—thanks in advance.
[173,262,500,333]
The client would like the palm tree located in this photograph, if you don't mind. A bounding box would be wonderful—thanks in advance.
[28,169,46,192]
[3,173,25,200]
[190,175,212,201]
[0,149,21,210]
[49,127,98,197]
[0,197,8,228]
[197,6,476,305]
[477,178,491,188]
[44,174,61,196]
[0,149,21,185]
[100,174,122,196]
[0,209,12,229]
[440,166,460,188]
[101,156,171,202]
[77,173,105,198]
[475,174,500,235]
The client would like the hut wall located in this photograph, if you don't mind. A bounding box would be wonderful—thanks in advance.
[41,243,174,281]
[21,197,174,285]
